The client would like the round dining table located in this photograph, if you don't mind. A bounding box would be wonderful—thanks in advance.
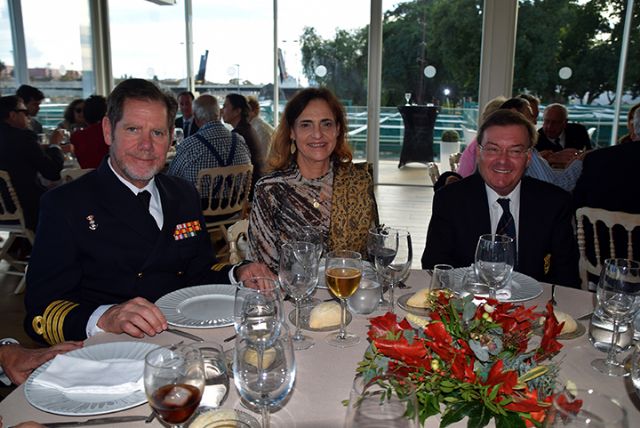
[1,270,639,427]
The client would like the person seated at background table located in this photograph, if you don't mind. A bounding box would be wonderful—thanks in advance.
[618,102,640,144]
[536,103,592,157]
[56,98,86,133]
[247,95,275,154]
[573,108,640,263]
[0,339,81,385]
[175,91,199,137]
[421,109,580,288]
[247,87,379,272]
[222,93,265,194]
[70,95,109,169]
[16,85,45,134]
[24,79,272,345]
[0,96,65,232]
[167,94,251,204]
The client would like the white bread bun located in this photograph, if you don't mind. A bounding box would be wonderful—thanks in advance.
[554,310,578,335]
[407,288,430,308]
[244,347,276,369]
[190,409,238,428]
[309,301,341,328]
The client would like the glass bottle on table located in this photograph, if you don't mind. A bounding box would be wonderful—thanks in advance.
[325,250,363,348]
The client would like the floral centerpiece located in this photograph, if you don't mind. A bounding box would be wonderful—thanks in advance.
[354,290,565,427]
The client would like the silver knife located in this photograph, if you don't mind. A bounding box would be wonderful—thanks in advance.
[33,415,149,427]
[166,327,204,342]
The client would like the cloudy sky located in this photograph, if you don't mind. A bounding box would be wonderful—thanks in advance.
[1,0,399,85]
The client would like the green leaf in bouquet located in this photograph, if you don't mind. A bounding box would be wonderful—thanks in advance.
[466,403,492,428]
[440,401,479,427]
[495,411,526,428]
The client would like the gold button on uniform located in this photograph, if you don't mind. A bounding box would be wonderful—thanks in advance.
[177,271,184,277]
[137,272,143,278]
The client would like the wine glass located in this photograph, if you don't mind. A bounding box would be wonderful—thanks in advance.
[367,227,393,310]
[430,264,454,291]
[545,388,628,427]
[591,258,640,376]
[325,250,363,348]
[233,326,296,428]
[345,373,419,428]
[144,344,205,428]
[375,228,413,313]
[474,234,515,300]
[404,92,412,105]
[292,226,324,260]
[234,278,285,350]
[279,241,319,350]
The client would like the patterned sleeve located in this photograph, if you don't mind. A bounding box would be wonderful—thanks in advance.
[247,180,280,271]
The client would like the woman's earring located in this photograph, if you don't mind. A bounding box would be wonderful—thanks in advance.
[290,140,297,154]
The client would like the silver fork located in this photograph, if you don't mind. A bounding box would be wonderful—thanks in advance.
[550,284,557,306]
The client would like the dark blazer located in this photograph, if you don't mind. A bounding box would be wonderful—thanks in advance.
[175,116,200,137]
[25,159,231,344]
[573,143,640,259]
[0,122,64,230]
[421,174,580,288]
[536,123,592,152]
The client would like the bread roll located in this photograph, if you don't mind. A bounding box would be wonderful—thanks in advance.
[244,347,276,369]
[554,311,578,335]
[190,409,238,428]
[407,288,430,308]
[309,301,341,328]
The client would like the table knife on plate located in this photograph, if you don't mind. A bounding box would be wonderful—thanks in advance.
[165,327,204,342]
[25,415,149,427]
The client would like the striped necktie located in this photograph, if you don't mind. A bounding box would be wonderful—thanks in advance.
[496,198,516,243]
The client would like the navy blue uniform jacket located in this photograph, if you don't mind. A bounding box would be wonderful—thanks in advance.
[25,158,231,344]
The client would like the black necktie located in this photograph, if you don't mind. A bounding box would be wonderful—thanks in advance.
[496,198,516,243]
[137,190,151,210]
[553,137,561,150]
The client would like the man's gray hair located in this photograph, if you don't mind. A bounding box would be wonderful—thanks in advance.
[634,107,640,138]
[193,94,220,123]
[544,103,568,121]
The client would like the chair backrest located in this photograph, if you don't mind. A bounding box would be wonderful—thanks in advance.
[197,164,254,218]
[60,167,94,183]
[449,152,462,172]
[227,219,249,264]
[426,162,440,185]
[576,207,640,290]
[587,127,596,140]
[0,170,34,242]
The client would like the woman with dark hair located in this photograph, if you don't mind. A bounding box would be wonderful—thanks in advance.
[222,93,265,186]
[247,87,379,271]
[57,98,86,132]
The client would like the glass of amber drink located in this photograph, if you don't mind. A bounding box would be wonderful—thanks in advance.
[325,250,363,348]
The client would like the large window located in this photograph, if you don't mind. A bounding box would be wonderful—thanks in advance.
[0,1,15,95]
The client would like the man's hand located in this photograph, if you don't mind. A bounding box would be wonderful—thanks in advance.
[97,297,167,338]
[546,148,585,169]
[0,342,83,385]
[236,262,277,290]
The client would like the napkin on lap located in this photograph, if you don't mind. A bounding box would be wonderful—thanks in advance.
[33,355,144,394]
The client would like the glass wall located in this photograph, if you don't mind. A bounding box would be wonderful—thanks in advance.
[0,1,15,95]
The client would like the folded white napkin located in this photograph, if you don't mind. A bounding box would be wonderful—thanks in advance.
[33,355,144,395]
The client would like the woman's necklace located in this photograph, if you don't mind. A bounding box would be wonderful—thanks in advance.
[290,167,332,210]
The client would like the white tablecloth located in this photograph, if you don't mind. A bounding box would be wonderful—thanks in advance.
[1,271,639,427]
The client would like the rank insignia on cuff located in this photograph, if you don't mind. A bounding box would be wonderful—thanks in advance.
[173,220,202,240]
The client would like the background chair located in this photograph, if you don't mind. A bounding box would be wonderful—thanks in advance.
[225,219,249,264]
[449,152,462,173]
[0,170,35,294]
[426,162,440,185]
[197,164,253,237]
[576,207,640,291]
[60,167,94,183]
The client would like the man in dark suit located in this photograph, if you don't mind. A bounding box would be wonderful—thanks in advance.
[573,108,640,259]
[25,79,272,345]
[0,96,65,231]
[174,91,199,137]
[422,109,580,288]
[536,103,592,153]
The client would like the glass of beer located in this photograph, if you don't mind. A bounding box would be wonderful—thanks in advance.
[325,250,363,348]
[144,344,205,428]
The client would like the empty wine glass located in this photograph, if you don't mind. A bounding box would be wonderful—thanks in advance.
[430,264,454,291]
[325,250,363,348]
[474,234,515,300]
[345,373,419,428]
[292,226,324,260]
[545,388,628,427]
[279,241,319,350]
[591,258,640,377]
[234,278,285,350]
[233,326,296,428]
[375,228,413,313]
[404,92,412,105]
[144,344,205,428]
[368,226,394,310]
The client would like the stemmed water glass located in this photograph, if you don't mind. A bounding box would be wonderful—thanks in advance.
[545,388,628,427]
[292,226,324,260]
[368,227,394,310]
[234,278,285,350]
[325,250,363,348]
[233,326,296,428]
[404,92,412,105]
[144,344,206,428]
[374,228,413,313]
[279,241,319,350]
[474,234,515,300]
[591,258,640,376]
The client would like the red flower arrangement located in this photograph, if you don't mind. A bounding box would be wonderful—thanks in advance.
[355,291,564,427]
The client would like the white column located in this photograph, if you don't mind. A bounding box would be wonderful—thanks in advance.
[610,0,635,145]
[8,0,28,85]
[273,0,280,128]
[184,0,194,94]
[88,0,113,96]
[366,0,383,184]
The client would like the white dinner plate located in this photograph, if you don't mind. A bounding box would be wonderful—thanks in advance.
[24,341,158,416]
[451,267,543,303]
[156,284,237,328]
[317,260,376,289]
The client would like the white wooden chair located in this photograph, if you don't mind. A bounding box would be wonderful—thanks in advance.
[196,164,253,236]
[449,152,462,173]
[576,207,640,291]
[0,170,35,294]
[60,167,93,183]
[426,162,440,185]
[224,219,249,264]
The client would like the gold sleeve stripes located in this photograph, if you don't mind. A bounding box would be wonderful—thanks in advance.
[32,300,79,345]
[211,262,229,271]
